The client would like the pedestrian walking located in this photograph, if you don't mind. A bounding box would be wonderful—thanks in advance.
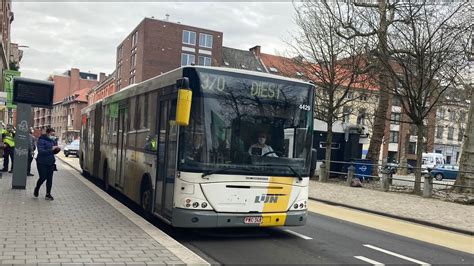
[27,129,36,176]
[34,128,60,200]
[1,125,15,173]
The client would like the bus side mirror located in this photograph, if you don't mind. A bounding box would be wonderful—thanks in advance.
[176,78,192,126]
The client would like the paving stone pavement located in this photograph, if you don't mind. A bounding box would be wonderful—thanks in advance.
[0,162,185,265]
[309,180,474,233]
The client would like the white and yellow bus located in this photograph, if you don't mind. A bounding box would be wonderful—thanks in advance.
[80,66,314,227]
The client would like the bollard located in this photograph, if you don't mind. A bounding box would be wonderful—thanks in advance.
[319,162,327,182]
[347,165,355,186]
[423,171,433,198]
[381,170,390,192]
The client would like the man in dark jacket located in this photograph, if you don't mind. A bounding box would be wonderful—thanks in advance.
[33,128,60,200]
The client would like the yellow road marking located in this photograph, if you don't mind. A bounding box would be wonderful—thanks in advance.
[308,200,474,254]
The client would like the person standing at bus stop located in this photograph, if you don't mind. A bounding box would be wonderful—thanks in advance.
[34,128,60,200]
[1,125,16,173]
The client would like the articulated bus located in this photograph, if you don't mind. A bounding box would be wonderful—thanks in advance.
[80,66,314,227]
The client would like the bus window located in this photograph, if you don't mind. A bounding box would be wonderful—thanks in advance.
[144,92,158,152]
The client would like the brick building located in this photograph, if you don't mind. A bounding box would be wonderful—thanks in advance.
[0,0,15,124]
[34,68,97,143]
[87,72,116,105]
[115,17,223,90]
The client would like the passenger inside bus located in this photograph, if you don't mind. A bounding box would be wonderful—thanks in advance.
[248,132,278,157]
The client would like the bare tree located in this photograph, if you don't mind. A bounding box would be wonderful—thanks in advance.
[323,0,403,175]
[289,1,375,180]
[380,0,472,193]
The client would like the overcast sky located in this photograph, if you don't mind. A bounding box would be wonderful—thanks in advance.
[11,1,298,80]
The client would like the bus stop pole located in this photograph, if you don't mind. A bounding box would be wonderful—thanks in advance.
[12,103,31,189]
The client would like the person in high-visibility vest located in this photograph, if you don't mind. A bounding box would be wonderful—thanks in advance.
[1,125,15,173]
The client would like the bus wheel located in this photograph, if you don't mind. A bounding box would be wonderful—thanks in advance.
[103,162,110,192]
[141,178,153,213]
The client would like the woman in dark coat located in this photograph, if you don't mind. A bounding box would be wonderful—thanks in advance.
[33,128,60,200]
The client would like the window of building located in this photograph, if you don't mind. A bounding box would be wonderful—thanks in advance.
[391,112,401,125]
[458,128,464,141]
[117,45,123,60]
[389,131,399,143]
[460,112,466,122]
[199,33,213,48]
[296,72,303,77]
[357,109,366,125]
[449,111,456,121]
[130,53,136,69]
[392,95,401,107]
[182,30,196,45]
[437,109,445,119]
[360,93,368,101]
[447,127,454,140]
[131,31,138,47]
[198,56,212,66]
[181,53,195,66]
[269,67,278,73]
[408,142,416,154]
[436,126,444,139]
[343,106,351,123]
[345,91,353,100]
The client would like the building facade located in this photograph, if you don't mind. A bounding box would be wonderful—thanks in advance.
[0,0,14,124]
[87,72,116,105]
[115,17,223,90]
[34,68,98,143]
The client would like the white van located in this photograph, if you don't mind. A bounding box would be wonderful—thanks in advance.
[421,153,445,170]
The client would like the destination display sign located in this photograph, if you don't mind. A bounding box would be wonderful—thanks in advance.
[198,71,311,103]
[13,77,54,108]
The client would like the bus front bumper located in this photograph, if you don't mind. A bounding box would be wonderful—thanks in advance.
[171,209,307,228]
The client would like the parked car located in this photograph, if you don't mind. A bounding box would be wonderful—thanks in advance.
[64,140,80,157]
[430,164,459,181]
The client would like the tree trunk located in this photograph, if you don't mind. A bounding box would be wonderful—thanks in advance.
[414,123,424,194]
[399,130,410,175]
[324,120,334,182]
[366,1,391,176]
[454,90,474,193]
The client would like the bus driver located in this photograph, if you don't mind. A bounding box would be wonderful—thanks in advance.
[248,132,278,157]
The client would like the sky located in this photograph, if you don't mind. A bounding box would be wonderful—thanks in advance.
[11,1,298,80]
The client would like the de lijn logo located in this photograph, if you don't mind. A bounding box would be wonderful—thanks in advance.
[255,194,279,203]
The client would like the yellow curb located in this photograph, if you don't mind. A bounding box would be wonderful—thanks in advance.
[308,200,474,254]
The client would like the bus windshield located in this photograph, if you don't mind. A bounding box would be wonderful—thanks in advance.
[178,69,314,177]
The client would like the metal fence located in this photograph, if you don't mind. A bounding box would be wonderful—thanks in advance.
[315,159,474,200]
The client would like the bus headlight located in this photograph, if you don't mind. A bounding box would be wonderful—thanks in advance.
[291,200,307,210]
[182,198,211,210]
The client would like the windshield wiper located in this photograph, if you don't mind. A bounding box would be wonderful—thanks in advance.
[261,164,302,181]
[201,167,252,178]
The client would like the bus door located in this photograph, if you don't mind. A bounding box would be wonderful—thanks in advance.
[154,98,178,219]
[115,105,128,190]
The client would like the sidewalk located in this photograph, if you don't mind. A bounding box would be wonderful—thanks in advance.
[309,180,474,234]
[0,161,207,265]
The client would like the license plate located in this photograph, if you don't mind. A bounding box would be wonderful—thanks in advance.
[244,216,262,224]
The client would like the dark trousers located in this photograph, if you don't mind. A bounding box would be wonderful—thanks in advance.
[27,150,33,174]
[35,163,54,195]
[3,145,14,171]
